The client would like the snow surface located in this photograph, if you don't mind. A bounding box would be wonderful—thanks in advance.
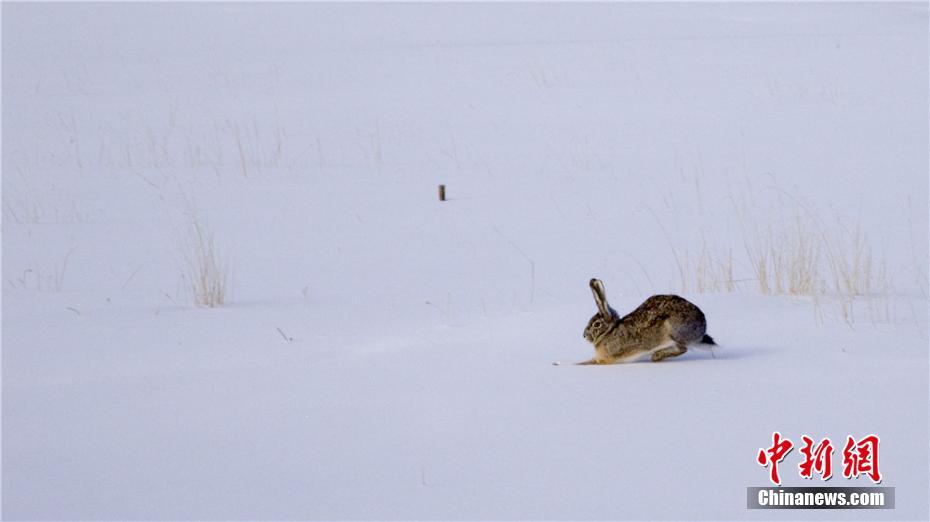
[3,3,928,520]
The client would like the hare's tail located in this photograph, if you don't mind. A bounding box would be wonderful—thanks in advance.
[696,334,718,359]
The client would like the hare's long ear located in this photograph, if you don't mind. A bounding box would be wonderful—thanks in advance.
[590,278,611,319]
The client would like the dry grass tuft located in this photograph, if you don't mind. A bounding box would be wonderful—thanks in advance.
[744,216,824,297]
[680,244,736,294]
[183,218,228,307]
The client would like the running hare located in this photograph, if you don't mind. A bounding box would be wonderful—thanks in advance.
[579,278,715,364]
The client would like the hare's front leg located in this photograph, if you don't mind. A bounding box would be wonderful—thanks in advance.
[552,358,602,366]
[651,343,687,362]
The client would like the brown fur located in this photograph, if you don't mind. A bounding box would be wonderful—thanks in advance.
[581,279,712,365]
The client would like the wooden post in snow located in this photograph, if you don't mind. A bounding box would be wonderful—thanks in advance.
[438,184,446,201]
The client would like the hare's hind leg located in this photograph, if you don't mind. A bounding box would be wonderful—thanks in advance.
[651,342,687,362]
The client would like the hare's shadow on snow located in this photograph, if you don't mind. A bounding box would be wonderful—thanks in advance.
[553,345,779,366]
[685,344,779,362]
